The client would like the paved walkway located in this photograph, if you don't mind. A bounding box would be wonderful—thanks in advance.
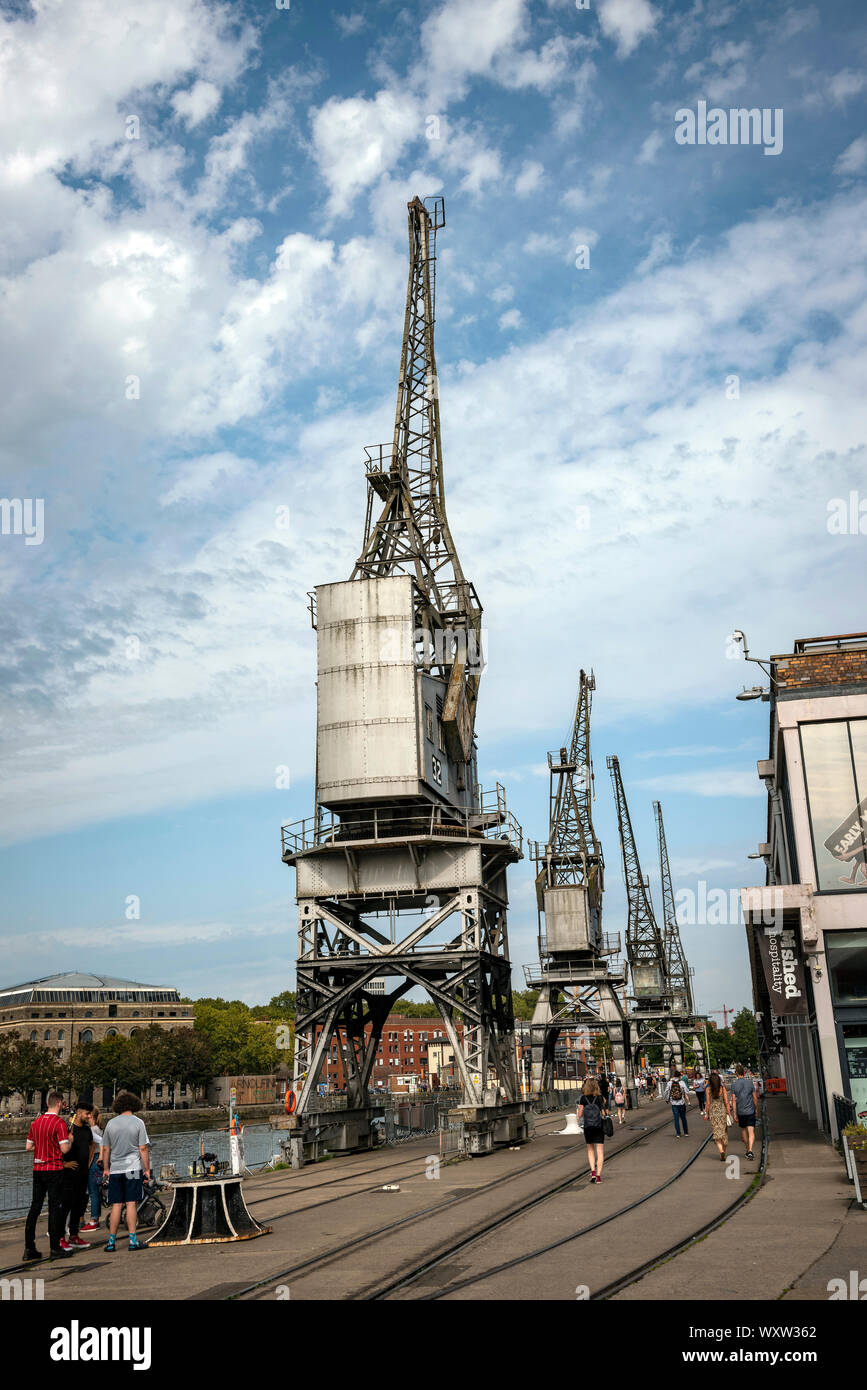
[613,1094,864,1301]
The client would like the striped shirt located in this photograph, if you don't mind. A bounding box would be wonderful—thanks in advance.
[28,1112,68,1170]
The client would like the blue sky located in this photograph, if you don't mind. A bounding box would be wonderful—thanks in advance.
[1,0,866,1012]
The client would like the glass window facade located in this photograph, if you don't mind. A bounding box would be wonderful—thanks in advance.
[827,930,867,1006]
[800,719,867,891]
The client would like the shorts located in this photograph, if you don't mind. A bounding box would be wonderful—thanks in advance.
[583,1127,605,1145]
[107,1171,143,1204]
[736,1112,756,1130]
[615,1101,625,1109]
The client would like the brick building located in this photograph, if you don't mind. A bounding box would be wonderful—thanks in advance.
[318,1014,463,1091]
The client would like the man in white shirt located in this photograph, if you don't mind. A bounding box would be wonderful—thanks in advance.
[100,1091,151,1252]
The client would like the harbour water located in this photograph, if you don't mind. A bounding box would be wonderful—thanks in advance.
[0,1122,284,1221]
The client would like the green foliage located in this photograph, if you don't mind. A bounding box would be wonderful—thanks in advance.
[730,1007,759,1066]
[0,1031,61,1101]
[512,989,540,1021]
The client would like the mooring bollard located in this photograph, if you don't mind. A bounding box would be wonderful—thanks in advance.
[147,1174,271,1245]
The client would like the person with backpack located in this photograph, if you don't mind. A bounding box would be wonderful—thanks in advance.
[665,1070,689,1136]
[578,1077,609,1183]
[613,1077,627,1124]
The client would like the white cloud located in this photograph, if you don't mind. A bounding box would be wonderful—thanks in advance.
[637,130,663,164]
[829,70,867,105]
[515,159,544,195]
[499,308,522,330]
[835,135,867,177]
[636,230,673,275]
[311,89,420,218]
[171,79,221,128]
[159,452,252,507]
[597,0,659,58]
[636,771,764,798]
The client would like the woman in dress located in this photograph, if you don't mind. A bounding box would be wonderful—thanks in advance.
[577,1076,609,1184]
[704,1070,733,1160]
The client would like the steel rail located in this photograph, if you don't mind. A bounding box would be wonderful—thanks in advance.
[226,1111,675,1301]
[369,1126,714,1300]
[388,1105,767,1303]
[590,1100,769,1300]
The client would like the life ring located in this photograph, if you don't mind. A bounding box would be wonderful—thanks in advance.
[284,1090,297,1114]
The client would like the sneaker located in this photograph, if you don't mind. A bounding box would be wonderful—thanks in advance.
[128,1235,145,1251]
[746,1150,754,1159]
[58,1238,77,1252]
[589,1169,596,1179]
[49,1246,73,1258]
[22,1249,42,1263]
[105,1235,117,1253]
[80,1220,100,1232]
[68,1236,89,1248]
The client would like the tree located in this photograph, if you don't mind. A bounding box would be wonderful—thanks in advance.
[511,989,540,1021]
[250,991,296,1019]
[731,1008,759,1068]
[0,1032,62,1104]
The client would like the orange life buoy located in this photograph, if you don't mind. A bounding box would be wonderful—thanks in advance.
[284,1090,297,1114]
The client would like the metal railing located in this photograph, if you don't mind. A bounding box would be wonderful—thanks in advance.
[833,1092,858,1136]
[282,787,522,858]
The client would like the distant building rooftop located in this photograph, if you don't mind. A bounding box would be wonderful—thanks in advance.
[0,972,182,1005]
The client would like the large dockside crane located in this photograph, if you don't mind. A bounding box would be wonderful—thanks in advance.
[527,674,633,1100]
[607,756,703,1073]
[282,197,529,1163]
[654,799,706,1068]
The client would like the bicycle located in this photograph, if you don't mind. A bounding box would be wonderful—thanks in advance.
[100,1175,168,1232]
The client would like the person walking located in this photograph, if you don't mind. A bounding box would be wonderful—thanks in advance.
[731,1063,759,1159]
[578,1077,609,1184]
[100,1091,151,1252]
[80,1103,103,1232]
[704,1071,732,1161]
[613,1077,627,1124]
[23,1090,73,1262]
[665,1070,689,1137]
[596,1067,610,1109]
[693,1071,707,1114]
[60,1101,96,1249]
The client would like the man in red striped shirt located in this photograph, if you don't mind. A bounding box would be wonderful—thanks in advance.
[23,1090,73,1261]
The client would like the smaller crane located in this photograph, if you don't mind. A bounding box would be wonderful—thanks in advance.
[708,1006,735,1029]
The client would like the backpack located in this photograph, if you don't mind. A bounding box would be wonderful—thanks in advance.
[582,1096,603,1128]
[670,1079,683,1102]
[615,1086,625,1103]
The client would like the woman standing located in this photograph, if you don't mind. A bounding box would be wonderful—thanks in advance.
[80,1104,103,1232]
[704,1071,732,1161]
[578,1077,609,1184]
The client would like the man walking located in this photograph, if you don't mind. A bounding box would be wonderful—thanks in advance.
[101,1091,151,1252]
[665,1070,689,1137]
[731,1063,759,1159]
[23,1090,73,1262]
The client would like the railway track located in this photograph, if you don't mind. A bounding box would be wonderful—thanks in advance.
[228,1111,676,1300]
[369,1102,769,1302]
